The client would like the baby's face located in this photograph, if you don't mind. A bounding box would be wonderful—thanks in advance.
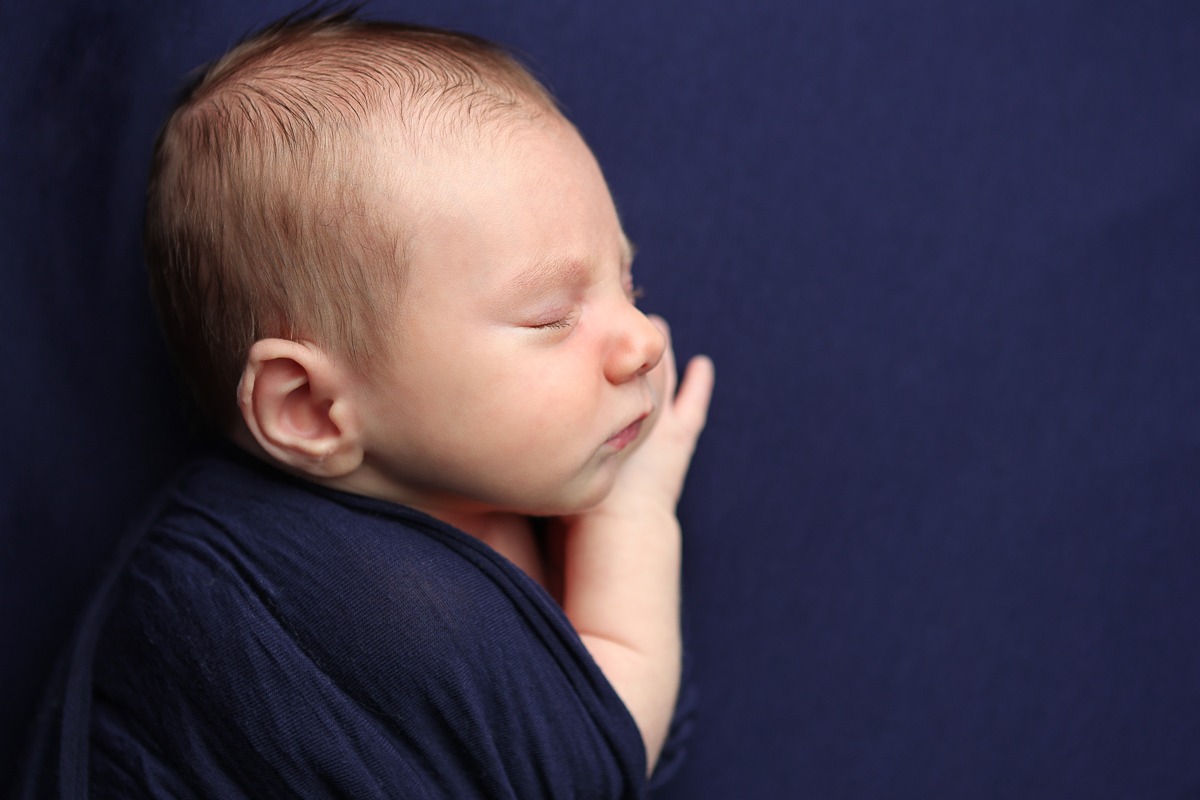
[354,117,666,517]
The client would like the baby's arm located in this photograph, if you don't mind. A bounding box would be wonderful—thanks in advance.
[556,318,714,773]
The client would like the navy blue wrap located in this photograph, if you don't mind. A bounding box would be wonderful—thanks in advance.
[16,452,690,799]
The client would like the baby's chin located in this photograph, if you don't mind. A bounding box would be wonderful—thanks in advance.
[519,470,620,519]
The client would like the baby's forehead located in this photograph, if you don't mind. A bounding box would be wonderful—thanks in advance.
[357,107,571,214]
[358,106,627,262]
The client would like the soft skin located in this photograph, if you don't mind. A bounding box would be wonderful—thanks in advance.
[235,114,714,772]
[351,117,667,519]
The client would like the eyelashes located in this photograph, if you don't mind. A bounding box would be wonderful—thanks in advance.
[533,317,573,330]
[530,284,644,332]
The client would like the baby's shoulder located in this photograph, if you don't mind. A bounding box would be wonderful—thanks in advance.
[127,455,508,620]
[84,456,642,799]
[106,454,552,676]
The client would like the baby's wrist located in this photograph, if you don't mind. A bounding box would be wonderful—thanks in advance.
[575,502,681,539]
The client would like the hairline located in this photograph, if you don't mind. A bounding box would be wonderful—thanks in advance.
[145,15,563,431]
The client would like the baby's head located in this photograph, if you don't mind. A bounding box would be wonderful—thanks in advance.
[146,9,557,431]
[147,9,666,518]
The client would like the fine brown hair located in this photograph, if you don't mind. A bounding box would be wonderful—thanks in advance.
[145,7,556,430]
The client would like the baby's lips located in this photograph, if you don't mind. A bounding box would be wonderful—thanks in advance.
[605,417,644,451]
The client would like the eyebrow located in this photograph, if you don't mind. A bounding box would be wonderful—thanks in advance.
[504,235,638,298]
[503,257,587,302]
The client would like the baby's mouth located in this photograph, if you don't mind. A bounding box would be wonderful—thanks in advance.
[606,415,646,451]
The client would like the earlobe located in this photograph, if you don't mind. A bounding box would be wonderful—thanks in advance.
[238,339,365,478]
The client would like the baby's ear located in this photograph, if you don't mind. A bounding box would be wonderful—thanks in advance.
[237,339,364,478]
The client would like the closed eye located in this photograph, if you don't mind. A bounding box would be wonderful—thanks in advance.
[529,309,578,331]
[533,318,573,330]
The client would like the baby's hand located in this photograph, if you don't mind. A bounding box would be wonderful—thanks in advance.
[553,316,712,774]
[599,315,714,524]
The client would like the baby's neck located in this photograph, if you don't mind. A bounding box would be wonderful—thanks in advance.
[436,510,547,589]
[231,434,551,587]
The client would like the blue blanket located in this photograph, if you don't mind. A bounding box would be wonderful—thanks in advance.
[17,452,690,798]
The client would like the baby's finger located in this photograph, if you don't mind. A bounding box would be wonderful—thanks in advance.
[672,355,714,435]
[647,314,677,399]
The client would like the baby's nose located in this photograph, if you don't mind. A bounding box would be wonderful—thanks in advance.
[605,307,665,384]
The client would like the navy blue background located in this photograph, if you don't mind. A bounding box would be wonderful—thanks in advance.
[3,1,1199,796]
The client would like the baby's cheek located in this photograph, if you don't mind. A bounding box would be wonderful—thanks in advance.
[647,363,668,405]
